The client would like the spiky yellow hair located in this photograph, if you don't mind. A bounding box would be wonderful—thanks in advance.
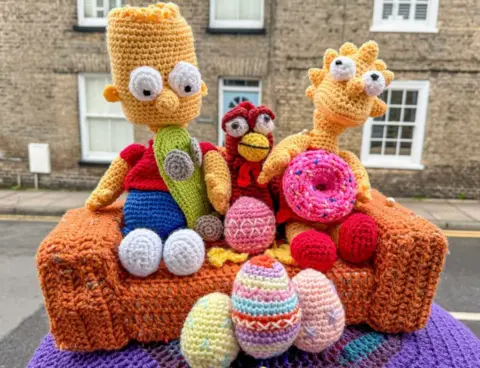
[108,2,181,23]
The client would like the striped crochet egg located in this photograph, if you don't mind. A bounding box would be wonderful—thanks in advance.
[232,255,301,359]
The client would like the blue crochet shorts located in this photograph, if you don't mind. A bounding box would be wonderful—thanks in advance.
[122,189,187,239]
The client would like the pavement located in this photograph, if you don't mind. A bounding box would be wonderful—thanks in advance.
[0,189,479,230]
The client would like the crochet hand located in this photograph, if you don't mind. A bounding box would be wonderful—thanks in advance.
[356,179,372,203]
[205,174,229,214]
[257,151,291,185]
[86,188,115,212]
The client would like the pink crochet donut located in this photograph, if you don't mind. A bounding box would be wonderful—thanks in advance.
[282,150,357,223]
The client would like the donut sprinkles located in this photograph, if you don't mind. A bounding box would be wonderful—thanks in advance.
[282,150,357,223]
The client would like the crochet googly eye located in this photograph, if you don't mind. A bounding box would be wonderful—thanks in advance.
[330,57,356,81]
[168,61,202,97]
[129,66,163,102]
[362,71,386,97]
[254,114,275,135]
[225,117,249,137]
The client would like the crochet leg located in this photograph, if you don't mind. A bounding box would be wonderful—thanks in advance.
[286,221,337,272]
[331,213,378,264]
[118,228,163,277]
[163,229,205,276]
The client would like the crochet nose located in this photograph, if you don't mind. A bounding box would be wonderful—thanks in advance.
[371,73,379,81]
[156,88,180,114]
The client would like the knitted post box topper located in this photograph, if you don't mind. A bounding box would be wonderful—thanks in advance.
[85,3,231,277]
[259,41,394,272]
[222,102,276,254]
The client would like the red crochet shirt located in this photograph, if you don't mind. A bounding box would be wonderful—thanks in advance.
[120,140,216,192]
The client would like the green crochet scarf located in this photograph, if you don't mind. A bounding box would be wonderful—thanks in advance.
[153,126,211,228]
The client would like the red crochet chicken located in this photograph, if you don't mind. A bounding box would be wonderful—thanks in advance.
[221,102,276,255]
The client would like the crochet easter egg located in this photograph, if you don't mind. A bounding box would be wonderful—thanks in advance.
[292,269,345,353]
[282,150,357,223]
[232,255,301,359]
[224,197,275,254]
[180,293,239,368]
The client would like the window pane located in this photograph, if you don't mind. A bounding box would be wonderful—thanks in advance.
[374,114,386,122]
[239,0,261,21]
[386,125,399,139]
[88,118,110,152]
[109,0,121,11]
[405,90,418,105]
[415,3,428,20]
[85,75,107,114]
[398,3,411,20]
[111,119,133,152]
[382,3,393,19]
[388,107,401,122]
[399,141,412,156]
[401,126,414,139]
[385,141,396,155]
[84,0,94,17]
[371,125,384,138]
[378,90,388,102]
[390,90,403,105]
[404,108,417,122]
[370,141,382,154]
[215,0,237,20]
[223,79,259,87]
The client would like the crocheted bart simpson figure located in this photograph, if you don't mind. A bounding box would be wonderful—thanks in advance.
[85,3,231,278]
[258,41,394,272]
[221,102,276,254]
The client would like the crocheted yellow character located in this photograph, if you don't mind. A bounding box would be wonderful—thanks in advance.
[85,3,231,278]
[258,41,394,272]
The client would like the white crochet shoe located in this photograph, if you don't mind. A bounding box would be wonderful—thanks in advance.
[118,229,163,277]
[163,229,205,276]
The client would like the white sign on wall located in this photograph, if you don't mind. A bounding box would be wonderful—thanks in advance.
[28,143,51,174]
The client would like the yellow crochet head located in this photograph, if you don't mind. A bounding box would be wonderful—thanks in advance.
[306,41,394,127]
[103,3,208,132]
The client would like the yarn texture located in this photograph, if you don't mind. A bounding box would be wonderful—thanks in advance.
[282,149,357,223]
[163,229,205,276]
[232,256,301,359]
[28,304,480,368]
[337,213,378,263]
[292,269,345,353]
[224,197,275,254]
[180,293,239,368]
[195,214,224,242]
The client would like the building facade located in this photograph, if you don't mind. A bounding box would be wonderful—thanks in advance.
[0,0,479,198]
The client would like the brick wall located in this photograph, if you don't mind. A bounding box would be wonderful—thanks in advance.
[0,0,479,197]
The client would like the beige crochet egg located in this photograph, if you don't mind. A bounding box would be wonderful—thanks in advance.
[292,269,345,353]
[180,292,239,368]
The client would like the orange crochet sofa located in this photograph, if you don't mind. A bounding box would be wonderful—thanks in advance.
[37,190,447,352]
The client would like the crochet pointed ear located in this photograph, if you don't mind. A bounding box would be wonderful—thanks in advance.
[382,70,395,87]
[370,98,387,118]
[305,85,315,100]
[359,41,379,64]
[308,68,325,87]
[201,81,208,97]
[339,42,358,56]
[103,85,121,102]
[323,48,338,70]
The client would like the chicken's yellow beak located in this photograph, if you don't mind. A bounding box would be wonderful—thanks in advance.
[238,133,270,162]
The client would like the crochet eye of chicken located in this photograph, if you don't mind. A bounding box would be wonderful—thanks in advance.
[221,102,276,255]
[258,41,394,272]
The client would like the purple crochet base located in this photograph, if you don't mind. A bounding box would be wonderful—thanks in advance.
[28,304,480,368]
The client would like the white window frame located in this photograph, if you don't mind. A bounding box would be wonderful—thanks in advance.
[218,78,262,145]
[361,80,430,170]
[209,0,265,29]
[78,73,134,163]
[77,0,122,27]
[371,0,439,33]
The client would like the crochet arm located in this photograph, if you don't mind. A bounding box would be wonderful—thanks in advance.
[339,150,372,203]
[85,143,145,211]
[258,133,311,184]
[202,143,231,215]
[85,157,129,211]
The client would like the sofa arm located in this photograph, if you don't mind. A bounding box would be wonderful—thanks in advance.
[37,202,128,351]
[356,190,448,332]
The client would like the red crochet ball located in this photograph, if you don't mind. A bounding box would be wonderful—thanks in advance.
[338,213,378,264]
[290,230,337,272]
